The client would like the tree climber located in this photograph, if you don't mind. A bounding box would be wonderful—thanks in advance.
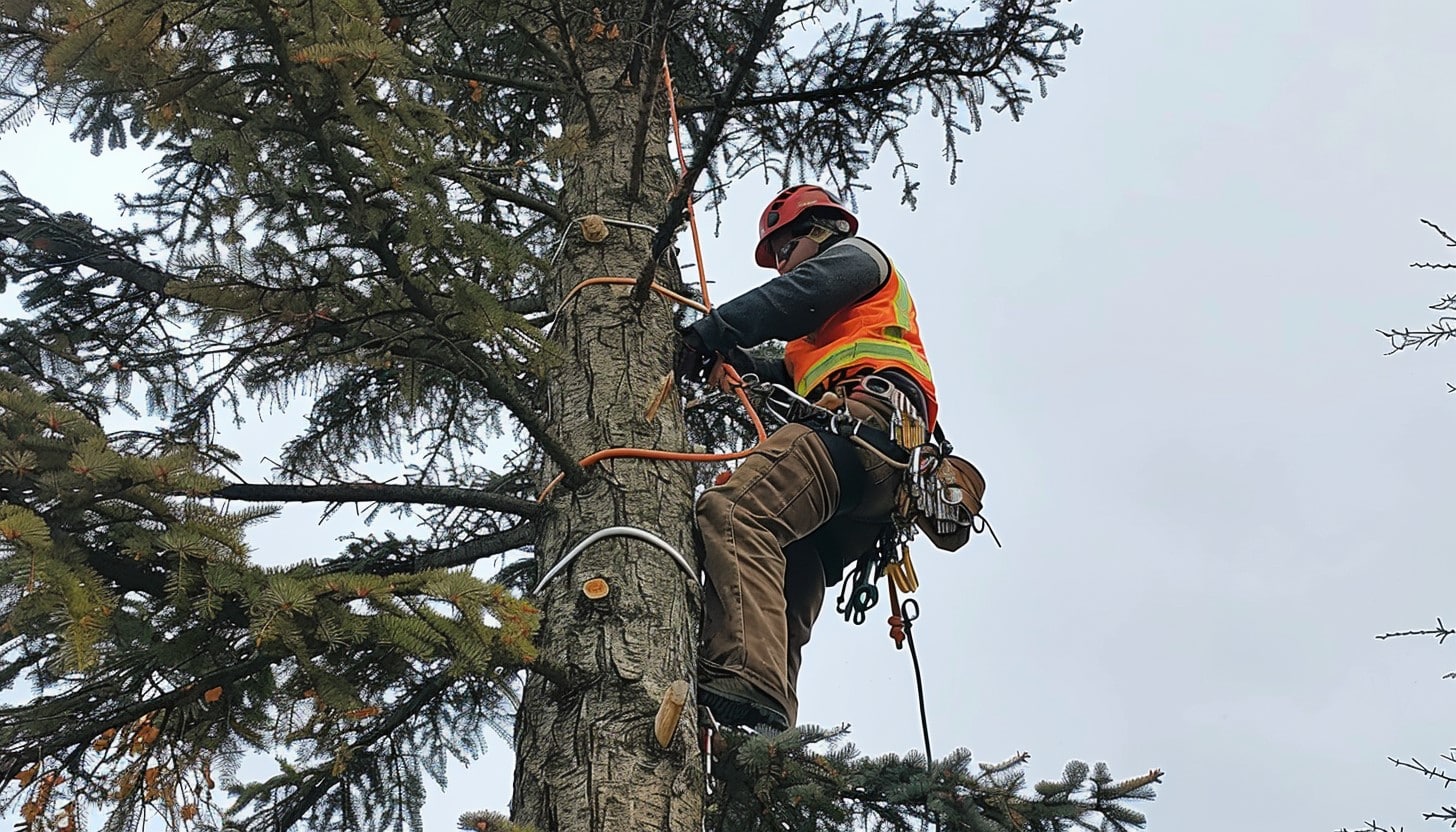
[675,184,939,730]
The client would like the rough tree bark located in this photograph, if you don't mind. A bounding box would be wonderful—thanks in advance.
[510,10,704,832]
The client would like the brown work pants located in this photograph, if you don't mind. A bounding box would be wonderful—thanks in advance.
[696,394,902,725]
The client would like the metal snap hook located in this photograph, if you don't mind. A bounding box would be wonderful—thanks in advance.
[860,374,894,398]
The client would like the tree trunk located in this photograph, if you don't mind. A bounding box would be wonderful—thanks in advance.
[511,12,704,832]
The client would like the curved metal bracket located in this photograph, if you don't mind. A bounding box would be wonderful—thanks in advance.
[531,526,698,596]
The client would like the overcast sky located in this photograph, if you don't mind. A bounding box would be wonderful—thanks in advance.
[4,2,1456,830]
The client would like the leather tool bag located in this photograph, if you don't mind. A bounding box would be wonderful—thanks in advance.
[908,452,986,552]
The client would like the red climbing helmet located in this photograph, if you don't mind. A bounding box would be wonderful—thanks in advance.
[754,184,858,268]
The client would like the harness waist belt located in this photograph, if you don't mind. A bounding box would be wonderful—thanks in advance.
[817,367,928,423]
[793,407,909,466]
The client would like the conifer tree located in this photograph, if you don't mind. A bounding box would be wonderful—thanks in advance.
[0,0,1161,829]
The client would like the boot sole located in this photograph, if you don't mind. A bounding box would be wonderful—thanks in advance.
[699,685,788,731]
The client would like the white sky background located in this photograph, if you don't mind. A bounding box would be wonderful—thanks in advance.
[3,1,1456,829]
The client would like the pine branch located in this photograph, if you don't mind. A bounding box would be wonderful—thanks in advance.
[1379,319,1456,354]
[256,673,454,831]
[392,268,587,488]
[509,14,599,135]
[214,481,541,517]
[680,61,1026,114]
[4,90,588,489]
[503,291,547,315]
[432,64,565,97]
[0,654,278,783]
[415,522,535,569]
[1,196,577,476]
[1383,218,1456,394]
[1420,218,1456,248]
[450,173,570,223]
[0,197,174,295]
[707,727,1159,831]
[228,14,582,482]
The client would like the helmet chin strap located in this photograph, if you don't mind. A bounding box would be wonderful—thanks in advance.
[778,220,850,272]
[805,218,848,244]
[806,225,834,244]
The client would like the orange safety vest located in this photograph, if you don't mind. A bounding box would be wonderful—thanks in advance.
[782,263,939,428]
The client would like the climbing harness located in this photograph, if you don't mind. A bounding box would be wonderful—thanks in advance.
[752,375,912,468]
[720,370,992,631]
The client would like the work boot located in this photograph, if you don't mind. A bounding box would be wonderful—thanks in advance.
[698,675,789,731]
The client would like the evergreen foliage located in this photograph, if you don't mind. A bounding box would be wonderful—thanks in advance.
[0,0,1157,827]
[0,372,536,830]
[706,725,1160,832]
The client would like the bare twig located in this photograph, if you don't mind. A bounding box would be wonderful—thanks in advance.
[1389,756,1456,788]
[1420,218,1456,247]
[1376,618,1454,642]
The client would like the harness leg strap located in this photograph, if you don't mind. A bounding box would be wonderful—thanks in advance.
[814,428,868,519]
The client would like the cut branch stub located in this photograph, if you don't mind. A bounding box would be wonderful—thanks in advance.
[579,214,609,243]
[654,679,690,749]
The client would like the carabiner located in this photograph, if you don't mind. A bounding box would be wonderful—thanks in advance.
[849,582,877,625]
[886,554,919,594]
[899,550,920,592]
[860,374,894,398]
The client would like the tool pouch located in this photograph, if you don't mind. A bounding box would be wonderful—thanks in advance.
[852,374,988,552]
[904,452,986,552]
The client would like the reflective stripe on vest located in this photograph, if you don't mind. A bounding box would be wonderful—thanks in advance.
[782,263,939,427]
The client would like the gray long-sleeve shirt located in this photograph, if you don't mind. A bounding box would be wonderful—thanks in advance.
[683,236,891,386]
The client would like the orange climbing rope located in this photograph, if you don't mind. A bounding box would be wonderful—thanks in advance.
[658,49,768,444]
[662,54,713,308]
[556,276,707,316]
[533,53,772,504]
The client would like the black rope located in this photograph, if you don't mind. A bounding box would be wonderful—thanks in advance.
[901,599,939,830]
[900,600,933,766]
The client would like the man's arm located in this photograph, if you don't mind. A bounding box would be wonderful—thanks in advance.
[719,346,791,387]
[686,237,890,355]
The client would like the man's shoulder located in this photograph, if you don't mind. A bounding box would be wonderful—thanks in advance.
[834,235,887,256]
[828,236,891,283]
